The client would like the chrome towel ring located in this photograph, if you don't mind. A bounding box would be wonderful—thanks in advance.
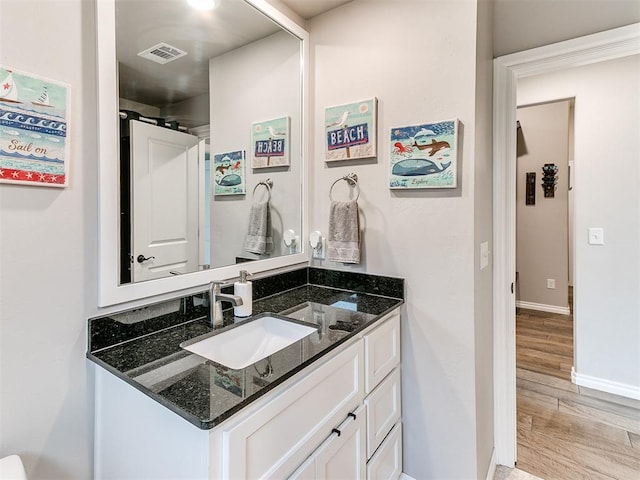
[329,173,359,201]
[252,178,273,202]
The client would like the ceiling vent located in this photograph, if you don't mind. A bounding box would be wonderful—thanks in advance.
[138,43,187,65]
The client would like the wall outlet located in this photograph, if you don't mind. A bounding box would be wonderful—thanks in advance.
[547,278,556,289]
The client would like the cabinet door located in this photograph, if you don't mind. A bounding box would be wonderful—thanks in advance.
[220,342,364,479]
[365,311,401,393]
[365,367,401,458]
[367,422,402,480]
[316,405,366,480]
[288,454,316,480]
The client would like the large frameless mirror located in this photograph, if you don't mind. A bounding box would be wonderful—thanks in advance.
[97,0,309,306]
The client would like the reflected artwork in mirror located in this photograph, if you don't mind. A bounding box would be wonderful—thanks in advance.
[97,0,309,306]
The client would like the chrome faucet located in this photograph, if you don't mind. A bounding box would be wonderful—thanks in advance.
[208,281,243,327]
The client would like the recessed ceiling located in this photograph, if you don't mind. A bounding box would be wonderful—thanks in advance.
[115,0,352,126]
[116,0,283,109]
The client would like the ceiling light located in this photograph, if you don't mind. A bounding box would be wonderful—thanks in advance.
[187,0,219,10]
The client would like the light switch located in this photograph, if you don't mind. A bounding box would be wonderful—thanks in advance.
[480,242,489,269]
[588,227,604,245]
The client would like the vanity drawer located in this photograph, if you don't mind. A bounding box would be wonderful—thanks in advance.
[365,367,401,458]
[367,421,402,480]
[219,340,364,479]
[364,311,400,393]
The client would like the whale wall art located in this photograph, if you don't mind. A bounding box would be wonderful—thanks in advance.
[0,66,70,188]
[389,119,459,189]
[325,98,377,162]
[213,150,246,196]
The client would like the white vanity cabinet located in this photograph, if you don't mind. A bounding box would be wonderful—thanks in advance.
[362,310,402,480]
[288,309,402,480]
[209,340,365,479]
[94,308,402,480]
[288,405,367,480]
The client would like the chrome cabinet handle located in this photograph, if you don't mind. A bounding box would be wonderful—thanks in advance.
[137,254,155,263]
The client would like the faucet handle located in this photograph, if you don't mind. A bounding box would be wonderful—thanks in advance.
[208,281,227,328]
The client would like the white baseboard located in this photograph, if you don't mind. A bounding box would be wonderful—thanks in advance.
[485,448,497,480]
[572,368,640,400]
[516,300,570,315]
[400,474,417,480]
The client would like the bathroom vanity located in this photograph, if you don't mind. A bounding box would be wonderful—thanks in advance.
[90,0,404,475]
[88,268,404,479]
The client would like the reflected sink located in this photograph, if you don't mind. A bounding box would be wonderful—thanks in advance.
[180,314,318,370]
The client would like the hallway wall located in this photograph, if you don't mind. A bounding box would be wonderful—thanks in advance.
[516,100,570,311]
[518,54,640,395]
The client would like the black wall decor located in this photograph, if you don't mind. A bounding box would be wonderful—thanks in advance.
[526,172,536,205]
[541,163,558,198]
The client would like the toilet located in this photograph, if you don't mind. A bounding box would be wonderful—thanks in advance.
[0,455,27,480]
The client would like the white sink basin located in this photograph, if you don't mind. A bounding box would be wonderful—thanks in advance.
[181,315,317,370]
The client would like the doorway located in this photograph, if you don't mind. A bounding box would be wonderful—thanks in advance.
[515,100,572,317]
[493,24,640,467]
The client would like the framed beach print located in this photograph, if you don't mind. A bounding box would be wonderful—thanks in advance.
[213,150,246,196]
[389,118,458,189]
[251,116,290,168]
[0,66,70,187]
[325,97,377,161]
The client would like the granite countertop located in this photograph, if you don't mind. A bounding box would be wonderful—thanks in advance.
[87,268,404,430]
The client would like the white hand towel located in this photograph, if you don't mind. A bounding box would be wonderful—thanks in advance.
[327,199,360,264]
[244,201,273,255]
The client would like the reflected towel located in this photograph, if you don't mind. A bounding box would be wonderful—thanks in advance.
[244,201,273,255]
[327,199,360,264]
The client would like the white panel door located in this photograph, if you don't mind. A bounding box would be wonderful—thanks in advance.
[131,120,200,282]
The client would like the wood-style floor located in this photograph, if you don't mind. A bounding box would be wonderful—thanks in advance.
[515,306,640,479]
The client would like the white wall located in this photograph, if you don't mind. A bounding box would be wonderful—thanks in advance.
[493,0,640,56]
[160,92,210,129]
[0,1,97,478]
[518,54,640,393]
[516,100,570,310]
[0,1,496,479]
[473,0,495,477]
[119,97,160,118]
[209,31,302,267]
[309,1,494,478]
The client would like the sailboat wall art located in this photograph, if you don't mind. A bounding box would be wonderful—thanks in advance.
[389,119,459,189]
[0,65,70,188]
[325,98,377,162]
[251,116,290,169]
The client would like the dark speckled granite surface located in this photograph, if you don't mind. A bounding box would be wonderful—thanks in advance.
[87,268,403,429]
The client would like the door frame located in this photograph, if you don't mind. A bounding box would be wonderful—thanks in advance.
[492,23,640,466]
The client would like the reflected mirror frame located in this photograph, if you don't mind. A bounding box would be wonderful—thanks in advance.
[96,0,309,307]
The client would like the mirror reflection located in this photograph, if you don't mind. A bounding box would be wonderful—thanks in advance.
[115,0,303,284]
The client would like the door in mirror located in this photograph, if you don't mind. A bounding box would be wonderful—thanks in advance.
[126,120,201,283]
